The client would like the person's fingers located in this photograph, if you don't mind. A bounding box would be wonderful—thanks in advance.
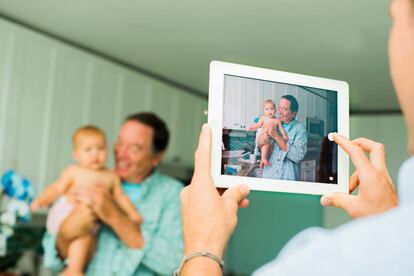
[320,192,356,213]
[349,171,360,193]
[352,138,387,171]
[222,184,250,205]
[238,198,250,208]
[332,133,372,171]
[193,124,212,182]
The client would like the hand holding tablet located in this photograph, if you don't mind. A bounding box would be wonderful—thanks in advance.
[208,61,349,195]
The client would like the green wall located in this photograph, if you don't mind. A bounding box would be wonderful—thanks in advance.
[225,191,322,275]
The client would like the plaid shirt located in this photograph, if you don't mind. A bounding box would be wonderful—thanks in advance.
[42,169,183,275]
[262,119,307,180]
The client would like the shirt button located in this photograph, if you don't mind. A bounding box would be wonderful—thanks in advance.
[277,158,280,161]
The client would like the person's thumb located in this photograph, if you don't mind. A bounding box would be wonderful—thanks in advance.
[193,124,212,182]
[223,184,250,205]
[321,192,356,212]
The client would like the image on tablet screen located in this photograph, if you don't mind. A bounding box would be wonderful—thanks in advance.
[221,74,338,184]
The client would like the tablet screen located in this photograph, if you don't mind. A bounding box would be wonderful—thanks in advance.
[221,74,338,184]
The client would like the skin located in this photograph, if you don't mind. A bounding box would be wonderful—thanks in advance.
[180,124,250,275]
[262,98,296,151]
[180,0,410,273]
[57,120,163,258]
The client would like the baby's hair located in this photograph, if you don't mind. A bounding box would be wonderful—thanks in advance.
[263,99,276,108]
[72,125,106,149]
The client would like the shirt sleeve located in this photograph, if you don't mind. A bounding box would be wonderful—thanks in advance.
[252,205,414,276]
[41,231,65,272]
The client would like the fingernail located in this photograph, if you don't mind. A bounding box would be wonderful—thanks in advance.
[239,184,250,196]
[202,124,209,131]
[328,132,335,142]
[321,196,332,206]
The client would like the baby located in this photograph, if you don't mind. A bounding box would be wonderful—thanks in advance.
[248,99,288,167]
[31,125,142,275]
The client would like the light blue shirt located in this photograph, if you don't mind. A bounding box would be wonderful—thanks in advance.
[42,169,183,276]
[262,119,307,180]
[254,156,414,276]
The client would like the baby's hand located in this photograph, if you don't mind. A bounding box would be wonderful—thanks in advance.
[30,200,47,211]
[130,213,144,225]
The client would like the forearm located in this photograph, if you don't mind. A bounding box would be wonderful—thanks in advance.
[270,131,287,151]
[107,208,144,248]
[248,122,262,131]
[36,186,62,206]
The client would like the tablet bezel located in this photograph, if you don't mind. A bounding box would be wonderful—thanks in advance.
[208,60,349,195]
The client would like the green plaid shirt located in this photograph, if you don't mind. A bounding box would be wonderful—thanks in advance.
[42,169,183,275]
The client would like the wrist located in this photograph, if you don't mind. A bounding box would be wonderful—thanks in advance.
[185,241,225,259]
[177,251,223,276]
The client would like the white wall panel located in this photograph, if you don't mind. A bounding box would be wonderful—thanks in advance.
[0,30,15,173]
[0,18,207,194]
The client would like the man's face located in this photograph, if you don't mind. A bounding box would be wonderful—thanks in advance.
[114,120,162,182]
[389,0,414,154]
[278,98,296,123]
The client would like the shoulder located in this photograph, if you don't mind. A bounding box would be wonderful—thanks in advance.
[149,172,184,195]
[157,173,183,191]
[62,164,79,176]
[292,120,306,132]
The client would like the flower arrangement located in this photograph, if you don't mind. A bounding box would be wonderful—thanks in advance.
[0,170,34,255]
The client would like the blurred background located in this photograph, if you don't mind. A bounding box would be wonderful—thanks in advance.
[0,0,406,275]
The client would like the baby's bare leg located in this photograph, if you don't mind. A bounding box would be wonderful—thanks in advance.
[258,132,269,147]
[260,143,272,167]
[63,234,96,275]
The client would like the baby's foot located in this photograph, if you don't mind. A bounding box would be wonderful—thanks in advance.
[261,158,272,167]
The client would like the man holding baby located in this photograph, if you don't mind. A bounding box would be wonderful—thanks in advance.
[261,95,307,181]
[42,112,183,275]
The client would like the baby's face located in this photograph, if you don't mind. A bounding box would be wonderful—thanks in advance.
[73,135,107,170]
[264,103,276,117]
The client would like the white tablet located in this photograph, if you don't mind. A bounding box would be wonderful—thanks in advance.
[208,61,349,195]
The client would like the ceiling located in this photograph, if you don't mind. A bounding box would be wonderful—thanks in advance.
[0,0,399,112]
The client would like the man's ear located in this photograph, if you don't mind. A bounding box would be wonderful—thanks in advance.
[152,151,165,167]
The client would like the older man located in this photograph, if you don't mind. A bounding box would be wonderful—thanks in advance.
[178,0,414,274]
[261,95,307,180]
[43,112,183,275]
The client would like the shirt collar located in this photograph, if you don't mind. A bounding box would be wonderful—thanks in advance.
[397,156,414,205]
[282,119,296,131]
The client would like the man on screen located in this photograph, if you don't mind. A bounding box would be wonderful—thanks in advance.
[261,95,307,180]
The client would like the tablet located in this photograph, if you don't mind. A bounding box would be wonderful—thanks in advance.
[208,61,349,195]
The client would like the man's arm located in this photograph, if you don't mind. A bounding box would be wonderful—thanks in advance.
[74,183,144,248]
[112,177,144,224]
[265,124,288,151]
